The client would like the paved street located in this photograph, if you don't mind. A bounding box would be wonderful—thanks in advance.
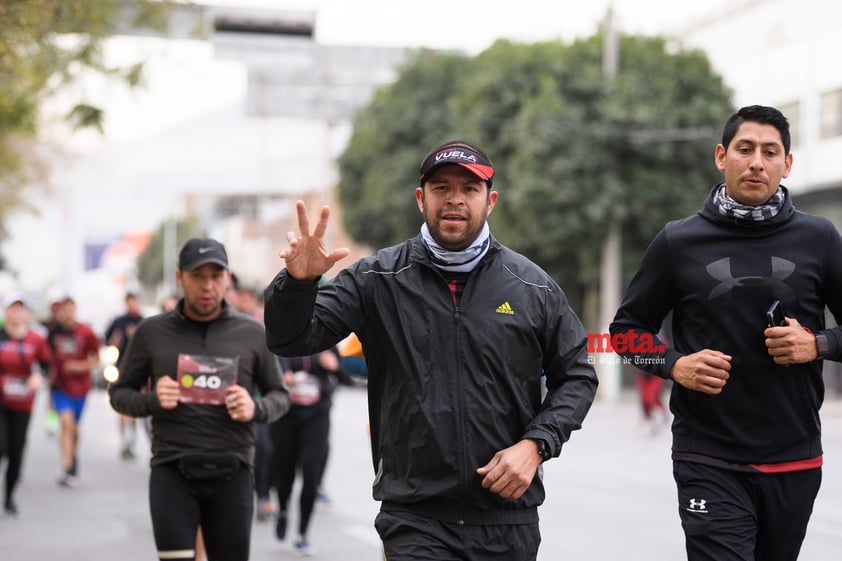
[2,385,841,560]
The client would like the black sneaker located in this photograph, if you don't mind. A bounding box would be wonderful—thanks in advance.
[4,499,18,516]
[275,510,287,540]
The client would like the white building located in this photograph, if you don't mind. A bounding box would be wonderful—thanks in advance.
[671,0,842,198]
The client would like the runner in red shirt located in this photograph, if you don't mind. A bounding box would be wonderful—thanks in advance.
[47,297,100,487]
[0,292,52,515]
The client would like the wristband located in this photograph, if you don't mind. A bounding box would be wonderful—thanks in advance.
[532,438,551,462]
[816,334,829,360]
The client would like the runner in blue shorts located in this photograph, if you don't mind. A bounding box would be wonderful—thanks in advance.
[50,390,86,423]
[47,297,100,487]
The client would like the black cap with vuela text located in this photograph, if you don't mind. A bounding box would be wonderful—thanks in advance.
[418,141,494,186]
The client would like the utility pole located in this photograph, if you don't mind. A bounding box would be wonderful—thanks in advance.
[163,213,177,297]
[597,4,622,401]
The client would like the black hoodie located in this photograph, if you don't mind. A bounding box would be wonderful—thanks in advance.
[611,184,842,465]
[109,300,289,467]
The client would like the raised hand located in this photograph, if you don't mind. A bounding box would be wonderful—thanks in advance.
[280,200,350,281]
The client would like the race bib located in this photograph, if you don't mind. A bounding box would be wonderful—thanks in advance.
[1,376,31,403]
[177,354,238,405]
[288,371,321,406]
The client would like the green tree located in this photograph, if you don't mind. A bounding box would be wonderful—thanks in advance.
[336,34,733,319]
[337,50,471,250]
[0,0,173,247]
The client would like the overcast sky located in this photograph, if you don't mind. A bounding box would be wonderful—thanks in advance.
[197,0,732,53]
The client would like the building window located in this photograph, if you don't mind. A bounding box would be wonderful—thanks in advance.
[778,101,800,148]
[820,89,842,139]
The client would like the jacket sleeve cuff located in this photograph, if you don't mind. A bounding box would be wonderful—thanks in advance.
[522,429,558,459]
[252,398,266,423]
[659,349,683,380]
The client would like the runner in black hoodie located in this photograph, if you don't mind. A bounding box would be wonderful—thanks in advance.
[110,238,289,561]
[611,105,842,561]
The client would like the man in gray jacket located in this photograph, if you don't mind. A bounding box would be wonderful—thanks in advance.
[110,238,289,561]
[264,141,597,561]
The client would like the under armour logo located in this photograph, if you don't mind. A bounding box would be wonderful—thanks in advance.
[686,498,708,514]
[706,257,795,301]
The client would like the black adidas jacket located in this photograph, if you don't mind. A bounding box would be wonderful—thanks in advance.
[264,234,597,524]
[611,185,842,465]
[109,300,289,467]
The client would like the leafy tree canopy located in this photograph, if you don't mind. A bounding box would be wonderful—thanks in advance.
[337,34,733,313]
[0,0,172,245]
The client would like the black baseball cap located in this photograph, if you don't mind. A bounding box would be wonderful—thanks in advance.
[418,141,494,186]
[178,238,229,271]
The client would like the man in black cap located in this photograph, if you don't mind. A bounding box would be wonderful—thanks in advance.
[109,237,290,561]
[264,141,598,560]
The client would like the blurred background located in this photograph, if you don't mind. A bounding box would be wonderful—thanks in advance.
[1,0,841,399]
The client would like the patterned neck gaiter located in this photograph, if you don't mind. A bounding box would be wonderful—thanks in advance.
[420,222,490,273]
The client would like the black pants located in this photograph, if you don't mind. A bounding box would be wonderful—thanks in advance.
[375,510,541,561]
[269,408,330,537]
[254,423,273,500]
[674,460,822,561]
[0,405,31,505]
[149,461,253,561]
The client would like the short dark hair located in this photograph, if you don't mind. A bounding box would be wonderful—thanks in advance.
[722,105,791,155]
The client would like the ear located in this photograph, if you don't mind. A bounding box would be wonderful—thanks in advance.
[714,144,726,172]
[486,189,499,216]
[415,187,424,213]
[782,152,793,179]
